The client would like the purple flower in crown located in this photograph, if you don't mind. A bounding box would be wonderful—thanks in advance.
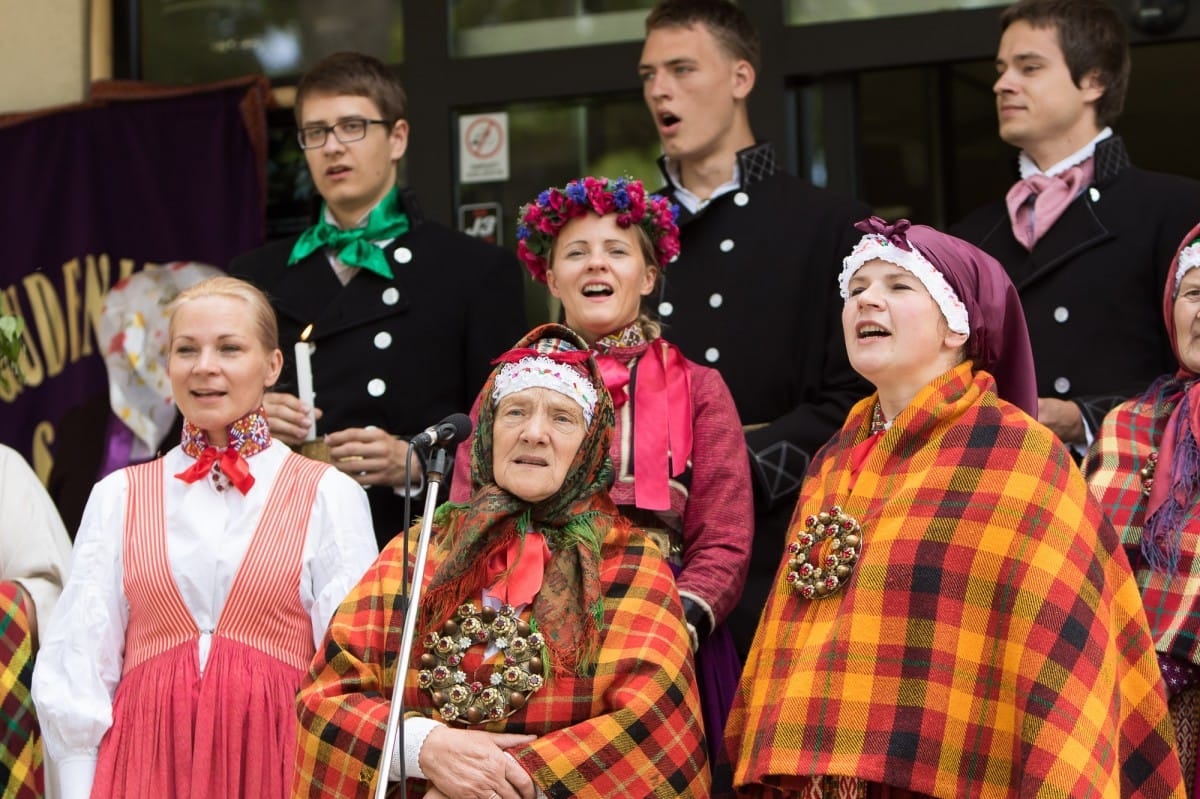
[565,181,588,206]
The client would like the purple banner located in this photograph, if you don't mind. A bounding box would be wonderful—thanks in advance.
[0,78,269,481]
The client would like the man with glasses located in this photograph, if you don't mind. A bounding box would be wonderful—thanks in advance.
[231,51,525,549]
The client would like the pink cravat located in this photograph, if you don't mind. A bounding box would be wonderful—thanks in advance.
[1005,159,1094,251]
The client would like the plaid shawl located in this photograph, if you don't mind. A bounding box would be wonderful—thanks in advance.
[727,363,1183,799]
[0,582,41,799]
[1084,383,1200,666]
[293,512,709,799]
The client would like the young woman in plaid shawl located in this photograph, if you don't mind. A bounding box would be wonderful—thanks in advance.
[727,217,1184,798]
[294,323,710,799]
[1085,222,1200,796]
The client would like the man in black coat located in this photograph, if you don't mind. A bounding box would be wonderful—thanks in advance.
[953,0,1200,452]
[231,52,526,547]
[639,0,872,661]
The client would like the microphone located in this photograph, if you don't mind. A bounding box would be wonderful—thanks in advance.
[409,412,473,449]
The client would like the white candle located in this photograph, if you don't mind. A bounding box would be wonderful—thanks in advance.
[294,325,317,441]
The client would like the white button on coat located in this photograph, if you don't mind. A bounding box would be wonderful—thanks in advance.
[393,247,413,264]
[709,293,723,308]
[1089,187,1100,203]
[382,287,400,306]
[368,379,387,397]
[1053,306,1069,323]
[734,192,750,207]
[658,302,674,317]
[1053,377,1071,394]
[374,332,393,349]
[719,239,735,253]
[705,347,720,363]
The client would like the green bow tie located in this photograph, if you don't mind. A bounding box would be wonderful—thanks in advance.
[288,187,410,279]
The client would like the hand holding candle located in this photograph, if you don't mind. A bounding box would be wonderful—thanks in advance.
[294,324,317,442]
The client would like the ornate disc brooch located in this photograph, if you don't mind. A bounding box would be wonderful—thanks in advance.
[418,602,547,725]
[786,506,862,599]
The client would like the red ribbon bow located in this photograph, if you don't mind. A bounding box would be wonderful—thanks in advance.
[174,445,256,494]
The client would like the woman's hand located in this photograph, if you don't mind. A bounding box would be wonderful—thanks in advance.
[418,727,537,799]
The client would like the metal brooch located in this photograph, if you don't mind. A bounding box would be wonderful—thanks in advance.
[417,602,547,725]
[786,506,862,599]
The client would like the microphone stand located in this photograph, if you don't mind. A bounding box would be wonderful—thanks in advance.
[375,444,449,799]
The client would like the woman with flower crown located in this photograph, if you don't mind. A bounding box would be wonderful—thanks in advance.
[450,175,752,794]
[32,276,378,799]
[726,217,1185,798]
[293,322,710,798]
[1084,223,1200,796]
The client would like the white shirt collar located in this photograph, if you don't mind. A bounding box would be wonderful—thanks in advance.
[1018,127,1113,179]
[663,155,742,215]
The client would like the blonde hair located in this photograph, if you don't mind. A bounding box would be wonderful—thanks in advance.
[168,275,279,352]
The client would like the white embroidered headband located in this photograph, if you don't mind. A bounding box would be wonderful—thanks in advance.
[493,355,598,425]
[1175,241,1200,292]
[839,233,970,335]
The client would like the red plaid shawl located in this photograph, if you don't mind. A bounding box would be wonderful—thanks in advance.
[293,506,709,799]
[0,582,41,799]
[728,364,1183,798]
[1084,390,1200,666]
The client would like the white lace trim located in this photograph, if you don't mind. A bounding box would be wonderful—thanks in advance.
[493,355,598,425]
[1176,242,1200,291]
[1018,127,1112,178]
[839,234,970,334]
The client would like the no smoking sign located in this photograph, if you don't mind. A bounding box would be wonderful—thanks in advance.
[459,112,509,184]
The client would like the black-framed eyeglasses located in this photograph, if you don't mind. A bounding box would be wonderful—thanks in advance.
[296,118,388,149]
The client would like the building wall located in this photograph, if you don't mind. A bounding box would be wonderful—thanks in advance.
[0,0,89,114]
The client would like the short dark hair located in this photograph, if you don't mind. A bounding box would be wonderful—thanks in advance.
[1000,0,1130,127]
[294,52,407,126]
[645,0,760,73]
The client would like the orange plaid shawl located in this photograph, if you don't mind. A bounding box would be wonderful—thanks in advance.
[293,503,709,799]
[728,364,1183,798]
[0,582,40,799]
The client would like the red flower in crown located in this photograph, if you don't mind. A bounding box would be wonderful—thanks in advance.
[516,176,681,284]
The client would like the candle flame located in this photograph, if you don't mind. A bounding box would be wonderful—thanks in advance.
[300,324,314,342]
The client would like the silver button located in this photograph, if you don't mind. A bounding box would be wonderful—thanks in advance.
[709,293,723,309]
[705,347,720,363]
[719,239,735,253]
[1053,306,1069,323]
[658,301,674,317]
[367,378,387,397]
[381,287,400,306]
[733,192,749,207]
[1089,187,1100,202]
[374,331,393,349]
[393,246,413,264]
[1053,377,1071,394]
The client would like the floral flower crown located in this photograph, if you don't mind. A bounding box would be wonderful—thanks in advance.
[515,176,681,283]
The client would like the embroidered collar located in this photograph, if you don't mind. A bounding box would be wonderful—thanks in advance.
[175,407,271,494]
[592,320,650,357]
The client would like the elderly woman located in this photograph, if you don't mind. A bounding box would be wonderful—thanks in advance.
[1085,222,1200,795]
[726,217,1184,798]
[33,276,378,799]
[295,323,709,799]
[451,176,751,792]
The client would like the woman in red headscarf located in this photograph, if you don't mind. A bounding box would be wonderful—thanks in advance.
[727,217,1184,798]
[450,176,752,796]
[1085,222,1200,797]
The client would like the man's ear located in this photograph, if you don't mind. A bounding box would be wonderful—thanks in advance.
[1079,68,1105,105]
[732,60,755,101]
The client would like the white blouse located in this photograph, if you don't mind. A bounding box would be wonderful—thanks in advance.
[0,444,73,645]
[32,440,379,799]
